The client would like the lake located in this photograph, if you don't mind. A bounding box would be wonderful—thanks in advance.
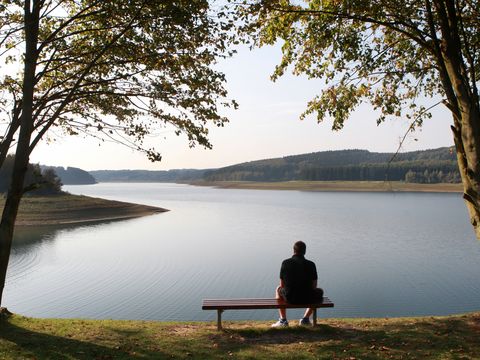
[5,183,480,322]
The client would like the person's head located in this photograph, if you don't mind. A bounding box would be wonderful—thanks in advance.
[293,241,306,255]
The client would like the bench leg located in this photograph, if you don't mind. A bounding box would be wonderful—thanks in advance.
[217,310,223,331]
[313,308,317,327]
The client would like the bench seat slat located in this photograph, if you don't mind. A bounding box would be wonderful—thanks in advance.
[202,297,334,310]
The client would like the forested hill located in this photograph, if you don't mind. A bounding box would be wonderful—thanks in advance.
[86,147,460,184]
[90,169,206,182]
[43,166,97,185]
[203,147,460,183]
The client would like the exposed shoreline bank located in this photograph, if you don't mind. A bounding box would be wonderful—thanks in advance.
[190,180,463,193]
[1,193,167,227]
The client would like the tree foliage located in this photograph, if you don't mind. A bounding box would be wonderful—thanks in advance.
[0,0,236,163]
[234,0,478,128]
[0,0,235,307]
[232,0,480,238]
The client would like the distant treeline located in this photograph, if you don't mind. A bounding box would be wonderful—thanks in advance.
[0,159,98,195]
[53,147,460,184]
[89,169,206,182]
[203,147,461,183]
[0,155,62,195]
[42,166,96,185]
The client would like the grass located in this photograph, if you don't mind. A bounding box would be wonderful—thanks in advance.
[0,193,167,226]
[192,181,463,193]
[0,312,479,359]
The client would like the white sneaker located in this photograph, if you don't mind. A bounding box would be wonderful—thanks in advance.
[271,318,289,327]
[299,317,312,326]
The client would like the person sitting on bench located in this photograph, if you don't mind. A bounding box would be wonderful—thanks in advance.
[272,240,324,327]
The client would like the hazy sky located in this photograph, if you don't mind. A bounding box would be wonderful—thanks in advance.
[30,44,455,171]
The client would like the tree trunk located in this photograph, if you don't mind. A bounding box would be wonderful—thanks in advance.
[434,0,480,240]
[452,107,480,240]
[459,109,480,239]
[447,87,480,240]
[0,2,39,306]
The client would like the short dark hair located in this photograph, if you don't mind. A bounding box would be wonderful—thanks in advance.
[293,241,306,255]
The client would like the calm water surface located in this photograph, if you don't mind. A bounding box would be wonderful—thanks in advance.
[5,183,480,321]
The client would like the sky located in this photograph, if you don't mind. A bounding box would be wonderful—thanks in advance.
[30,44,455,171]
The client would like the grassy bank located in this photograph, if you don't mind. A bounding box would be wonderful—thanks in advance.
[193,180,463,193]
[0,193,167,226]
[0,312,478,359]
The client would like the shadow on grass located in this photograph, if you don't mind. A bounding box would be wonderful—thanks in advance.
[1,315,478,359]
[206,315,479,359]
[0,319,165,359]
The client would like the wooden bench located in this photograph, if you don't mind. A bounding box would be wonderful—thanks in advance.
[202,297,334,330]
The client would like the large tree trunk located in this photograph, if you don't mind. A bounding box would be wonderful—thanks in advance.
[432,0,480,240]
[452,106,480,239]
[0,1,39,307]
[446,77,480,240]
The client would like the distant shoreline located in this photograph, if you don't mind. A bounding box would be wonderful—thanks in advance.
[190,180,463,193]
[12,182,460,227]
[5,193,167,227]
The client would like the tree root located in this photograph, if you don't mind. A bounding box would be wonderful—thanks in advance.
[0,307,12,318]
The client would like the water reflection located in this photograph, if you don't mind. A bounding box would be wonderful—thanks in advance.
[12,217,146,255]
[9,218,147,288]
[13,226,59,254]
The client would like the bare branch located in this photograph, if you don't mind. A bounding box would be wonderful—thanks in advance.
[388,100,443,167]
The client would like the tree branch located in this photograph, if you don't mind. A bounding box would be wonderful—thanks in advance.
[37,1,103,53]
[387,100,443,173]
[29,1,147,154]
[267,5,432,50]
[425,0,461,123]
[455,0,479,102]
